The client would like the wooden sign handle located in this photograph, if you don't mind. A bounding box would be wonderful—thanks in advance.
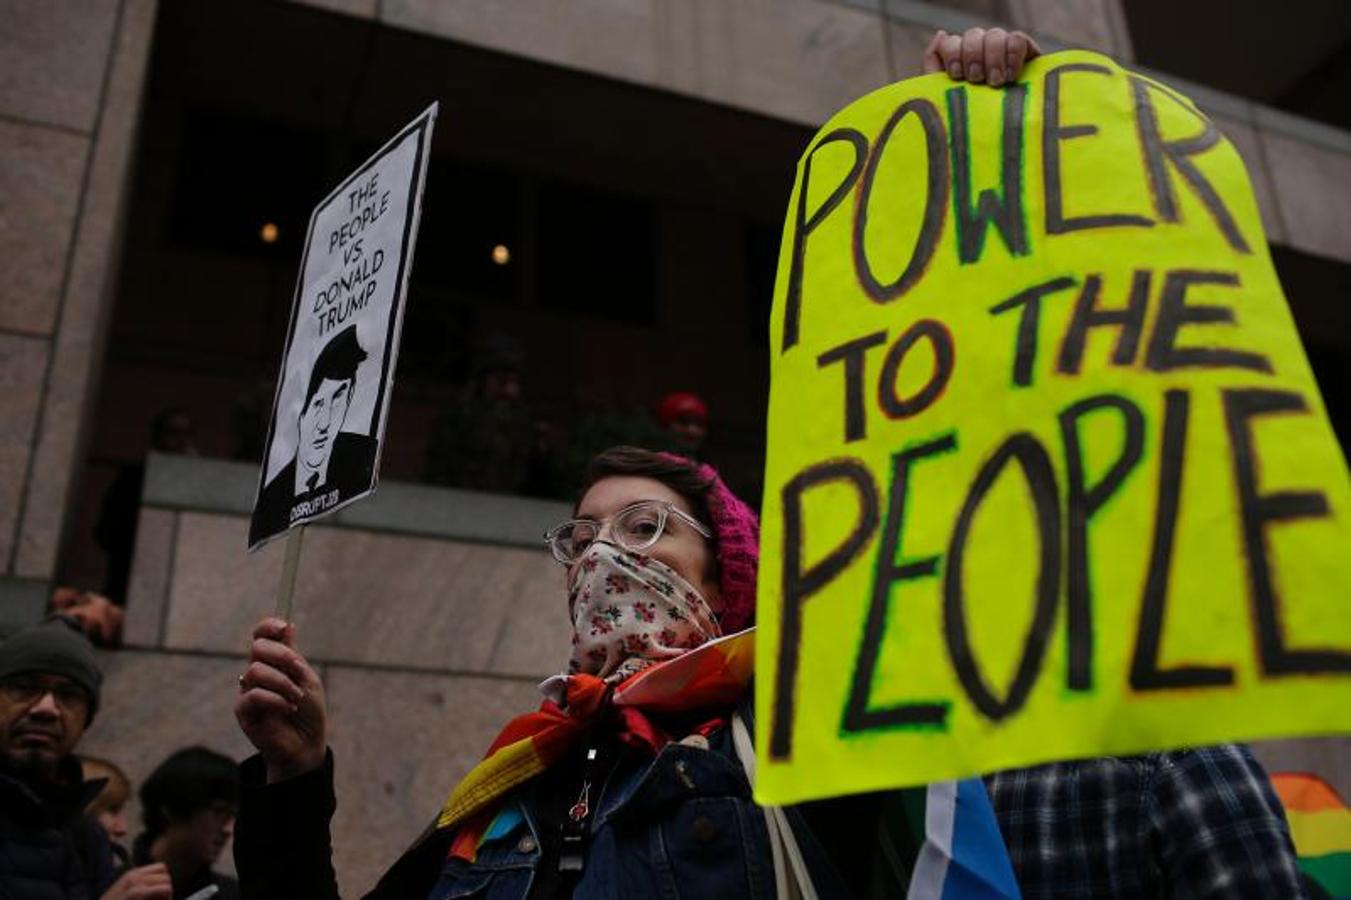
[274,526,306,621]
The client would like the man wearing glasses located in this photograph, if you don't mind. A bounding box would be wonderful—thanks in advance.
[0,617,172,899]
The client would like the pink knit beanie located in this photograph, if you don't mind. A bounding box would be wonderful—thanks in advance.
[658,453,760,632]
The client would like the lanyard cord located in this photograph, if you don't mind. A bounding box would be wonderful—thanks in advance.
[559,746,599,874]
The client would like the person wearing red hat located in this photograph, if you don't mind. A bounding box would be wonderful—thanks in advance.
[654,391,710,457]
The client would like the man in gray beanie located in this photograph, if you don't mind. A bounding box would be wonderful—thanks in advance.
[0,616,171,899]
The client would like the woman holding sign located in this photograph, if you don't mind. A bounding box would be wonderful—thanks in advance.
[230,31,1306,900]
[232,453,1304,899]
[234,447,1022,898]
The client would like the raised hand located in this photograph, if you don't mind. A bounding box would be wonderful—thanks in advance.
[234,617,327,782]
[922,27,1042,85]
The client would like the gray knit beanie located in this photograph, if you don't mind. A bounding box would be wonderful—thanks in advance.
[0,616,102,723]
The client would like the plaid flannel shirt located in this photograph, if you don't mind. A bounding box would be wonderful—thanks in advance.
[985,744,1307,899]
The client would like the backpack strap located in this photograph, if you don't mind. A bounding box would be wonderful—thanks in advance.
[731,711,817,900]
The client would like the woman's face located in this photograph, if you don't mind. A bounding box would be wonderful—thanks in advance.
[95,805,128,842]
[574,475,721,614]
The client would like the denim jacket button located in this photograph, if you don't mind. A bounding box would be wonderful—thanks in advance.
[517,835,538,853]
[691,816,718,843]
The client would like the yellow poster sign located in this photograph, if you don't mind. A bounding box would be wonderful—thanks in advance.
[754,50,1351,806]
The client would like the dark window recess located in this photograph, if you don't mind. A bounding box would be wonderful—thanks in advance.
[744,222,780,349]
[1271,245,1351,458]
[414,159,522,303]
[536,180,655,322]
[1124,1,1351,132]
[396,288,478,382]
[171,108,326,256]
[398,158,521,376]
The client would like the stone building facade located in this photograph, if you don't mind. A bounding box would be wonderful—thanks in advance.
[2,0,1349,893]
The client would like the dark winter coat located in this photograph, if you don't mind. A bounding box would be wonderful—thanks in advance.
[0,755,118,900]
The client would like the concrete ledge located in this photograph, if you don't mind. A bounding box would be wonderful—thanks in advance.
[1254,104,1351,157]
[142,453,572,550]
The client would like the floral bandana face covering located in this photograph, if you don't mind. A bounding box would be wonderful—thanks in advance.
[566,542,722,683]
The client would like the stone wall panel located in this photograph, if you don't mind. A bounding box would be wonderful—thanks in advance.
[163,512,283,653]
[0,0,118,131]
[1262,130,1351,263]
[0,335,49,569]
[325,667,541,895]
[122,507,177,647]
[0,121,87,335]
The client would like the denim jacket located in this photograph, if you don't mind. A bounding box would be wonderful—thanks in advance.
[427,727,784,899]
[237,703,945,900]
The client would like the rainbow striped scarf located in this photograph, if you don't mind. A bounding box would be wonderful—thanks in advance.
[1272,771,1351,899]
[437,628,756,861]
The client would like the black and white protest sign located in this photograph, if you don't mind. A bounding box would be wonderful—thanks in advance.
[249,104,437,550]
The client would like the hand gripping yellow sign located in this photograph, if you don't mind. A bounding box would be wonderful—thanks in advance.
[754,50,1351,806]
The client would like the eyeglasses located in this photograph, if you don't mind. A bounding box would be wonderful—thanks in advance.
[544,500,711,565]
[0,675,90,714]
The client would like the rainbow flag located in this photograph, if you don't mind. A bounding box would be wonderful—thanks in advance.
[1272,772,1351,899]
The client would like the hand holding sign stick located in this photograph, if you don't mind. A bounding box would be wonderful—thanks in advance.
[274,526,304,621]
[237,107,436,792]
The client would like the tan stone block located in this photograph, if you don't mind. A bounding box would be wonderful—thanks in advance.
[158,513,568,673]
[122,507,177,647]
[382,0,661,89]
[886,21,935,81]
[662,0,893,125]
[383,0,889,126]
[287,0,377,19]
[79,648,254,878]
[0,120,87,335]
[324,666,542,895]
[1008,0,1127,56]
[163,513,282,654]
[12,0,159,579]
[285,527,566,675]
[484,562,573,679]
[81,648,256,774]
[1261,130,1351,263]
[0,334,48,569]
[1212,115,1286,247]
[0,0,118,131]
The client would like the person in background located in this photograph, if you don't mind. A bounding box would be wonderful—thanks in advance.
[0,617,171,899]
[426,332,549,494]
[81,755,133,865]
[51,588,126,648]
[134,747,241,900]
[654,390,709,457]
